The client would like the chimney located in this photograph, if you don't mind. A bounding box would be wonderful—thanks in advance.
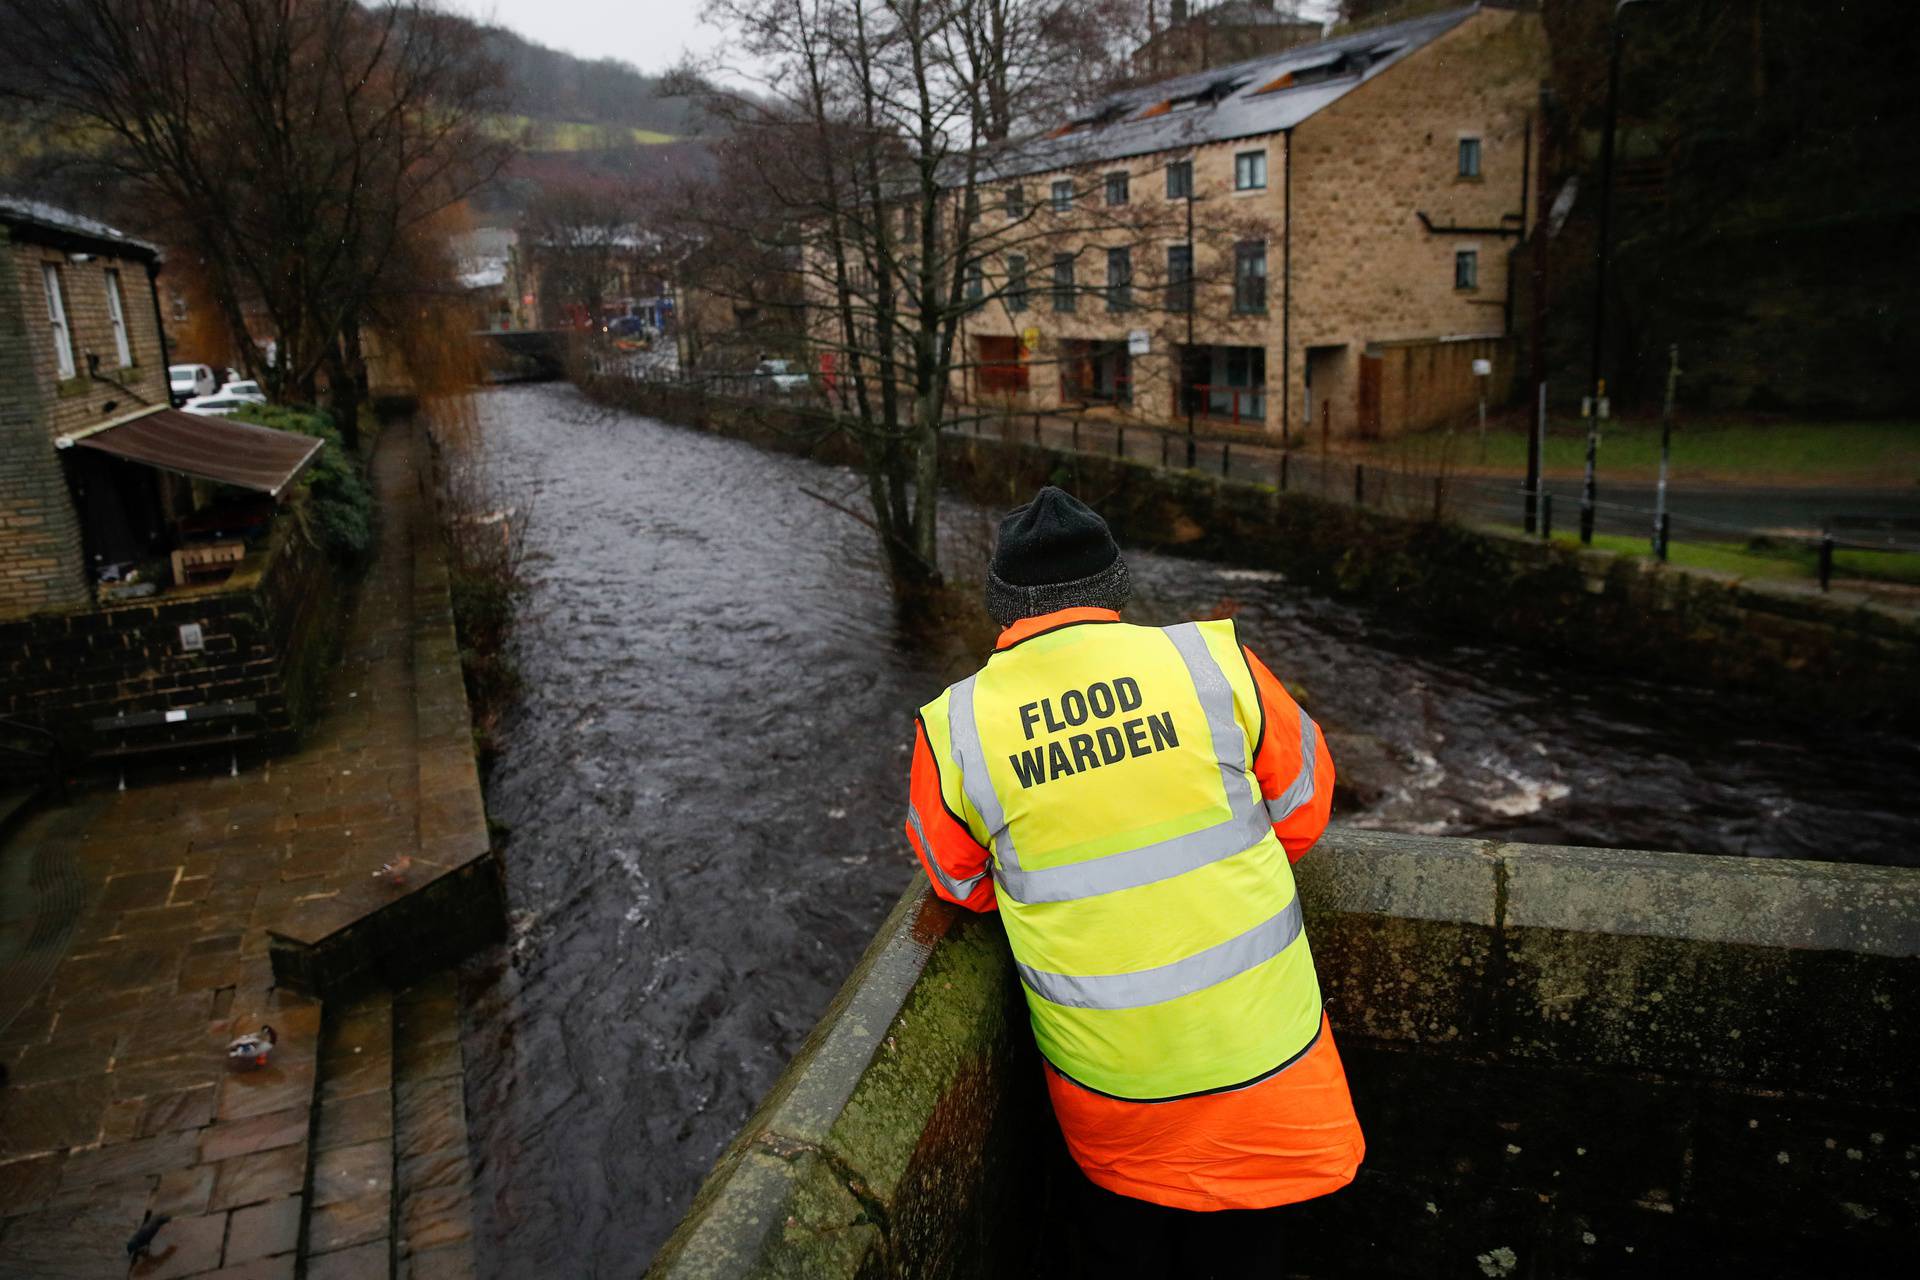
[1171,0,1189,23]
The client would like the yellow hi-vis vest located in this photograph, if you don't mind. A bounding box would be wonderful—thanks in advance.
[919,617,1324,1100]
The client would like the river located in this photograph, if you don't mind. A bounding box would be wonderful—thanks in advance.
[456,383,1920,1275]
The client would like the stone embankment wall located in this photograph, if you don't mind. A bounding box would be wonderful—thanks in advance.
[650,832,1920,1279]
[0,514,342,749]
[578,376,1920,729]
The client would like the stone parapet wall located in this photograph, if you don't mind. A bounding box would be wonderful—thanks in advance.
[0,516,342,749]
[654,832,1919,1278]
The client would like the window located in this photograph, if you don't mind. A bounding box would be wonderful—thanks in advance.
[1458,137,1482,179]
[966,259,984,305]
[1166,244,1193,312]
[1166,159,1192,199]
[1007,254,1029,311]
[1233,240,1267,314]
[901,205,915,239]
[963,190,981,226]
[1051,179,1074,213]
[1005,186,1025,220]
[1455,249,1479,290]
[1052,253,1076,312]
[1234,150,1267,192]
[104,268,132,367]
[1106,246,1132,312]
[1105,171,1129,206]
[41,264,74,380]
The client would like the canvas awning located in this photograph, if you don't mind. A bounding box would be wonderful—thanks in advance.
[59,408,324,497]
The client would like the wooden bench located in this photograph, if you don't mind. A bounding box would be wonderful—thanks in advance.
[90,700,264,786]
[171,541,247,586]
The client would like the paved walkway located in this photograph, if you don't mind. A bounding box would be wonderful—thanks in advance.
[0,422,452,1278]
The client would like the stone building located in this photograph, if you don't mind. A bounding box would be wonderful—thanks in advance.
[1133,1,1324,80]
[0,199,171,615]
[953,2,1543,441]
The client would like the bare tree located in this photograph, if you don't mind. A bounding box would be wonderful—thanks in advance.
[0,0,513,446]
[679,0,1258,593]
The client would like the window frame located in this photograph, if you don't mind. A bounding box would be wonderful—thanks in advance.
[1454,248,1479,291]
[42,263,75,380]
[1233,149,1268,193]
[1457,136,1482,180]
[1052,252,1076,312]
[1105,171,1130,207]
[105,268,133,367]
[1166,243,1194,313]
[965,258,984,305]
[1166,159,1193,200]
[1005,186,1025,220]
[1105,246,1132,313]
[1050,179,1074,213]
[1233,240,1268,315]
[1007,253,1029,312]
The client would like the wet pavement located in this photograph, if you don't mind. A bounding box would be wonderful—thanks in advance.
[461,384,1920,1274]
[0,422,478,1278]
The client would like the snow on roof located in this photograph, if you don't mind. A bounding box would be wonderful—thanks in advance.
[0,196,161,259]
[983,4,1479,181]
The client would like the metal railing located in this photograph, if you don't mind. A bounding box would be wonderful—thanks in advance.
[581,351,1919,596]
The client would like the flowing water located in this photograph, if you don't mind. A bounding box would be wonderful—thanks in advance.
[457,383,1920,1275]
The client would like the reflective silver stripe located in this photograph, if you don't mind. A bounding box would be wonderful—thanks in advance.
[1264,709,1319,824]
[947,676,1020,870]
[907,803,986,900]
[994,803,1270,904]
[1017,895,1305,1010]
[1165,622,1248,799]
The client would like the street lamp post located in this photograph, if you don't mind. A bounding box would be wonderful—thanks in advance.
[1185,183,1198,469]
[1581,0,1654,545]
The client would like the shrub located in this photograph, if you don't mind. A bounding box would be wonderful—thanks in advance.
[234,403,375,564]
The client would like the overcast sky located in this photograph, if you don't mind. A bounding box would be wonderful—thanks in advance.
[445,1,752,81]
[444,1,1340,89]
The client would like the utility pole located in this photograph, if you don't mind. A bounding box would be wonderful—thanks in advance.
[1525,85,1552,534]
[1654,344,1679,560]
[1583,0,1654,545]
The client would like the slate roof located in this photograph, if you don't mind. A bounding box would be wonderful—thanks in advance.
[0,196,161,260]
[983,4,1480,181]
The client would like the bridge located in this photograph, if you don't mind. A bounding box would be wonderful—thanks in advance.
[475,328,573,381]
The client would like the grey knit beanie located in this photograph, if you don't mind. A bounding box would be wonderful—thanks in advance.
[984,487,1132,627]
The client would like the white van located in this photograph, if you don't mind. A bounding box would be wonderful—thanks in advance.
[169,363,217,405]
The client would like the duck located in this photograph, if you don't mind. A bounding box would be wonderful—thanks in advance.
[126,1210,169,1270]
[373,854,414,886]
[227,1025,276,1068]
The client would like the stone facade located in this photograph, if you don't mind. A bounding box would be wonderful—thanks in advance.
[0,515,339,750]
[939,3,1545,441]
[0,209,170,617]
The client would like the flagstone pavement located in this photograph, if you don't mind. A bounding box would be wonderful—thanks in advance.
[0,419,466,1278]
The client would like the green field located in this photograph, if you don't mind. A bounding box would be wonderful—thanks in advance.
[490,114,675,150]
[1364,419,1920,487]
[1504,528,1920,587]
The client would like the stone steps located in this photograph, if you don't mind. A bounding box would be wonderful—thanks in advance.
[390,973,477,1277]
[305,990,396,1276]
[300,973,477,1279]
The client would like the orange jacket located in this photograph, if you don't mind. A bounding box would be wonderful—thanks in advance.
[904,607,1363,1211]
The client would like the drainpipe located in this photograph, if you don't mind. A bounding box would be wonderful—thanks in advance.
[145,257,173,405]
[1280,128,1292,449]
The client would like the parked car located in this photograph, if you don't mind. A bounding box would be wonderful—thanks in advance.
[182,392,261,417]
[220,379,267,402]
[169,363,217,405]
[755,359,808,393]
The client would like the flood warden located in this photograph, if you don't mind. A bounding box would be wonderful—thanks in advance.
[1010,676,1180,788]
[904,487,1364,1275]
